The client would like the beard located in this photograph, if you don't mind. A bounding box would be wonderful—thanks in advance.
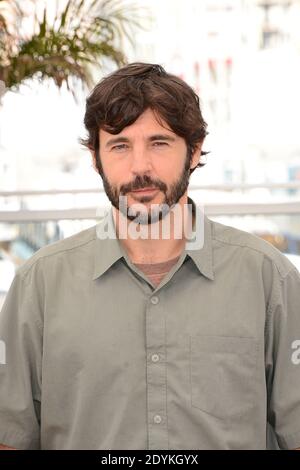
[97,151,191,225]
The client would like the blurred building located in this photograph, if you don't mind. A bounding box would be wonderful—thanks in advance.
[131,0,300,183]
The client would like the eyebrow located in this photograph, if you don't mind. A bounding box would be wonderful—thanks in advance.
[105,134,176,149]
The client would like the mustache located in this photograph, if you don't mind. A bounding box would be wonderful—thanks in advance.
[121,175,167,194]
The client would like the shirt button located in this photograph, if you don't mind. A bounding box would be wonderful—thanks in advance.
[153,414,162,424]
[151,296,159,305]
[151,354,160,363]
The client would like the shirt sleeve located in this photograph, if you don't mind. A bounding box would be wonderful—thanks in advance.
[0,266,42,450]
[265,262,300,450]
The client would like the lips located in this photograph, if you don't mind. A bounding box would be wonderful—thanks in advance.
[131,188,157,193]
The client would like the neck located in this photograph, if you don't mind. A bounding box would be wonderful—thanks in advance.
[113,194,194,264]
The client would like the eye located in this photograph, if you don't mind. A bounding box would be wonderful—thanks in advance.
[111,144,128,151]
[153,141,168,147]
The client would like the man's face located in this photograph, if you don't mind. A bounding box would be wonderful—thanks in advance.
[96,108,200,224]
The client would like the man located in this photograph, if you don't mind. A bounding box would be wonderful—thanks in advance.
[0,62,300,450]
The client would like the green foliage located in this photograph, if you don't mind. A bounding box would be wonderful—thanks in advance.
[0,0,144,94]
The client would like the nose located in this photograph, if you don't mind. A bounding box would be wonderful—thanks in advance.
[130,146,152,176]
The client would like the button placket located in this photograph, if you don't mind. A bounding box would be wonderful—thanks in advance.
[146,293,168,449]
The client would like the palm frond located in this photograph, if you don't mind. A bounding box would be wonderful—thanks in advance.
[0,0,148,96]
[57,0,72,32]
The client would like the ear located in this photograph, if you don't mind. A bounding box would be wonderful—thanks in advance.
[189,143,203,172]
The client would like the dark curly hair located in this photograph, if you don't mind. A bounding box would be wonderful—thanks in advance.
[80,62,210,175]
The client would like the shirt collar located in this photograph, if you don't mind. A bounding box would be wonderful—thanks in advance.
[185,196,215,281]
[92,208,125,280]
[92,196,214,281]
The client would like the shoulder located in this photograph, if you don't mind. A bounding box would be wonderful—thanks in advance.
[209,217,297,280]
[16,224,98,280]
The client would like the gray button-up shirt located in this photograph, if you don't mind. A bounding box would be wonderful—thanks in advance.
[1,197,300,450]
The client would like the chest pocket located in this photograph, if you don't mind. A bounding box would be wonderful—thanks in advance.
[190,335,258,420]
